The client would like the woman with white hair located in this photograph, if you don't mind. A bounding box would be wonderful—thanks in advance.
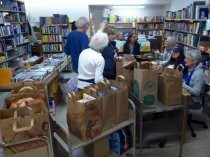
[77,32,109,90]
[183,50,205,109]
[154,36,176,66]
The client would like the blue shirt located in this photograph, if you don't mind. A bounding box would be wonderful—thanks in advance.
[65,31,89,73]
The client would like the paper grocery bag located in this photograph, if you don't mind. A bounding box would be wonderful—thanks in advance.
[158,68,183,105]
[116,60,123,76]
[84,83,116,131]
[66,91,102,141]
[133,62,158,105]
[4,86,47,109]
[0,103,50,144]
[108,77,129,124]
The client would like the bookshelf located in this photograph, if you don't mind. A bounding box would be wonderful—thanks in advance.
[108,22,136,40]
[136,16,164,37]
[164,1,210,51]
[0,0,31,69]
[40,14,72,54]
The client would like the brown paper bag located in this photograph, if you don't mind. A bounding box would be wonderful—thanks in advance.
[85,137,110,157]
[66,91,102,141]
[4,86,47,109]
[133,62,158,105]
[0,102,50,145]
[108,77,129,124]
[84,83,116,131]
[11,80,46,94]
[158,68,183,105]
[116,60,123,76]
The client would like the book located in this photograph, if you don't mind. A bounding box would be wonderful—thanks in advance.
[199,7,209,19]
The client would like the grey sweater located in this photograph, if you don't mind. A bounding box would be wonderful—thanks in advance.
[161,48,173,66]
[183,63,205,108]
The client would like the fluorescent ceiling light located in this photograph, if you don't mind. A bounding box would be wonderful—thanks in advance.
[112,5,145,9]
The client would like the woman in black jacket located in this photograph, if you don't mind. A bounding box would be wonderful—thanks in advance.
[101,24,117,80]
[165,45,186,73]
[123,32,140,55]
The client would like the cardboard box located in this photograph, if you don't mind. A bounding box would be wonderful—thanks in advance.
[85,137,110,157]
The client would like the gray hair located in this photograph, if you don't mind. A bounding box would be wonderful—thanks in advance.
[76,17,89,29]
[184,49,202,63]
[89,32,109,51]
[167,36,176,47]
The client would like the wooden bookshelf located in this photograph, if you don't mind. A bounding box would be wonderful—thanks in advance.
[0,0,31,68]
[136,21,164,37]
[40,14,71,54]
[164,2,210,51]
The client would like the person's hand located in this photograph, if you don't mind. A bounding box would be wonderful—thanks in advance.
[98,22,107,32]
[153,49,160,54]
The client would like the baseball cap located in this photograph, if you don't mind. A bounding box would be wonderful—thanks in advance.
[173,46,184,54]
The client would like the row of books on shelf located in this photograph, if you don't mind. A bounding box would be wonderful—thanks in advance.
[42,35,62,43]
[0,37,29,52]
[15,35,28,45]
[0,38,16,52]
[42,44,63,52]
[165,31,199,48]
[10,1,25,12]
[165,2,209,19]
[164,21,205,35]
[16,44,30,54]
[62,27,70,37]
[137,24,163,29]
[108,16,164,23]
[42,26,62,34]
[0,24,27,37]
[3,13,20,23]
[138,30,163,37]
[40,14,69,26]
[0,25,14,37]
[138,16,164,23]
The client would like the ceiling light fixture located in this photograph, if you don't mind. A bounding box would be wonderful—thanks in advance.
[112,5,145,9]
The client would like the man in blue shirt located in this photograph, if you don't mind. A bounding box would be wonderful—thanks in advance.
[65,17,89,73]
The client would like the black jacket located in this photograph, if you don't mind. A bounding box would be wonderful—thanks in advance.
[101,41,116,79]
[123,42,140,55]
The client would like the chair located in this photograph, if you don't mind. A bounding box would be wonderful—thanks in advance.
[188,85,210,137]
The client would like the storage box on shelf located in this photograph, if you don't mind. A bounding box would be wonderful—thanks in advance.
[0,0,31,69]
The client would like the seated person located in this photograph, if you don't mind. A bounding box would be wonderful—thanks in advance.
[77,31,109,90]
[123,32,140,55]
[165,45,186,73]
[183,50,206,109]
[154,36,176,66]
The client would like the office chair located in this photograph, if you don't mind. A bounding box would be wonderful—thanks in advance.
[188,85,210,137]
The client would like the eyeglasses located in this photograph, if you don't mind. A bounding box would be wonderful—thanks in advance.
[185,57,193,60]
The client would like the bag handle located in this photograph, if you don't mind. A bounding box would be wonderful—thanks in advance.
[116,75,125,82]
[23,79,35,82]
[13,107,34,132]
[134,62,140,68]
[19,85,37,94]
